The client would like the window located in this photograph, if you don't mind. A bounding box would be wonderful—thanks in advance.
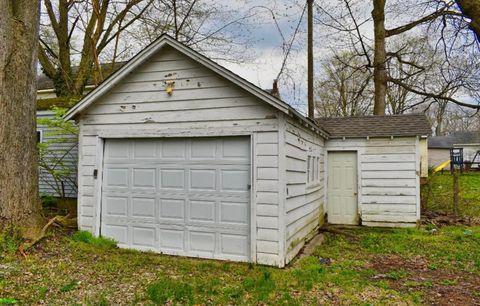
[307,155,320,184]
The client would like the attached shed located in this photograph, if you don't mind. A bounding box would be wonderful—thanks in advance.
[65,34,328,267]
[318,115,431,227]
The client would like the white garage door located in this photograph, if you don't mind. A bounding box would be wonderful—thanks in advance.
[100,137,251,261]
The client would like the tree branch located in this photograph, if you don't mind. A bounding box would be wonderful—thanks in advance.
[388,77,480,109]
[386,8,462,37]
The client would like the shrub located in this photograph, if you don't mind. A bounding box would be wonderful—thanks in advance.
[71,231,117,249]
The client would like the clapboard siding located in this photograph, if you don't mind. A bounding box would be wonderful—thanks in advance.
[37,110,78,198]
[76,45,286,266]
[282,117,325,264]
[326,137,419,226]
[255,131,281,264]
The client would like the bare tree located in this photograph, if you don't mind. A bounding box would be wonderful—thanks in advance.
[0,0,44,234]
[316,0,480,116]
[128,0,257,63]
[39,0,154,97]
[315,51,372,117]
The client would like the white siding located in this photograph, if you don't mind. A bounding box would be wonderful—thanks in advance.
[76,45,284,266]
[326,137,420,226]
[37,110,78,198]
[282,117,325,264]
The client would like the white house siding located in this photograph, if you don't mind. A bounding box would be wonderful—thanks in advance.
[37,110,78,198]
[76,45,285,266]
[326,137,420,227]
[282,117,325,263]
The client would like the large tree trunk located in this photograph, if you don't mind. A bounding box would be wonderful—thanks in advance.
[0,1,44,235]
[372,0,387,115]
[456,0,480,41]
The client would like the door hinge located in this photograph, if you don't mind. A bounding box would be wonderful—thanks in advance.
[93,169,98,179]
[247,184,251,190]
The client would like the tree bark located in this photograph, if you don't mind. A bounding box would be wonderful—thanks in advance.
[0,0,44,234]
[455,0,480,41]
[372,0,387,115]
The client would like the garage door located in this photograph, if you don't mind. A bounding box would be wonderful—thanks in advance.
[100,137,251,261]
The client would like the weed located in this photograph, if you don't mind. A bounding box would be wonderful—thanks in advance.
[0,298,17,305]
[147,277,193,305]
[428,263,439,270]
[423,280,433,288]
[60,280,79,293]
[385,269,408,280]
[440,279,457,286]
[71,231,116,249]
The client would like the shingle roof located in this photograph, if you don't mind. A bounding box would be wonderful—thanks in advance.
[428,131,480,148]
[37,62,126,90]
[315,114,431,138]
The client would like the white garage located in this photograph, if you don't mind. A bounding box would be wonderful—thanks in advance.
[101,137,251,261]
[65,34,430,267]
[66,34,327,267]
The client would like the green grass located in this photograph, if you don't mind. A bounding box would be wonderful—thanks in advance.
[1,226,479,305]
[71,230,117,249]
[422,172,480,217]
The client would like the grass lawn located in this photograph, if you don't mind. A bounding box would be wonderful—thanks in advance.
[422,172,480,218]
[1,226,480,305]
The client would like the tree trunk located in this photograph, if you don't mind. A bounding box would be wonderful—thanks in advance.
[455,0,480,41]
[372,0,387,115]
[0,0,44,235]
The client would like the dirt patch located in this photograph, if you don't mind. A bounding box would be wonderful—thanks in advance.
[369,254,480,306]
[422,210,480,227]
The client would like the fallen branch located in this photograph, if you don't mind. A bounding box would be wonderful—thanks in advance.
[21,216,59,253]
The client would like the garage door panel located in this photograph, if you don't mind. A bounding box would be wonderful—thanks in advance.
[189,200,215,222]
[103,224,128,244]
[104,168,129,187]
[133,140,157,158]
[101,137,250,261]
[132,226,156,248]
[104,196,128,216]
[222,138,250,159]
[221,169,249,191]
[160,169,185,189]
[190,169,216,190]
[160,198,185,219]
[105,140,130,158]
[191,139,217,159]
[160,229,184,250]
[161,139,186,158]
[132,168,156,188]
[189,231,216,252]
[221,234,249,256]
[220,201,248,225]
[131,197,155,218]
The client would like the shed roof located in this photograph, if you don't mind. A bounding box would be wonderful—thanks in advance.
[316,114,431,138]
[37,62,126,91]
[428,131,480,148]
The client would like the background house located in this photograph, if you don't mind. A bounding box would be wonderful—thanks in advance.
[65,35,430,267]
[428,131,480,170]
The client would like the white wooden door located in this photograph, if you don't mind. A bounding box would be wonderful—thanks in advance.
[100,137,251,261]
[327,151,358,225]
